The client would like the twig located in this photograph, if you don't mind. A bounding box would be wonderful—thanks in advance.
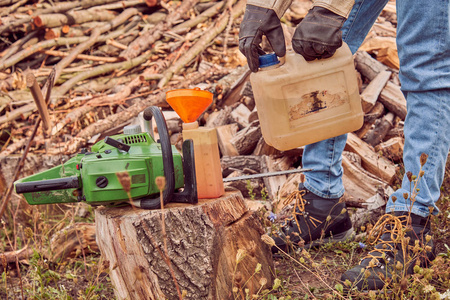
[223,0,236,55]
[121,0,200,59]
[0,0,121,35]
[33,10,116,28]
[106,39,128,50]
[53,8,140,82]
[172,1,227,34]
[26,72,52,137]
[0,20,138,71]
[0,0,27,17]
[54,50,152,97]
[157,0,245,88]
[0,31,39,66]
[42,50,121,63]
[0,68,55,221]
[0,118,41,220]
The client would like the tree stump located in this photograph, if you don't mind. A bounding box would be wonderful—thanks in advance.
[95,190,274,300]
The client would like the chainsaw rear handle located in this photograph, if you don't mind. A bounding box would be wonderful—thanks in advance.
[135,106,176,209]
[15,176,80,194]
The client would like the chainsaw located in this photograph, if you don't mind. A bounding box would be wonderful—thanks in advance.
[14,106,197,209]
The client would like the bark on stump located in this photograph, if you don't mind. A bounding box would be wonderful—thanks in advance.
[95,190,274,300]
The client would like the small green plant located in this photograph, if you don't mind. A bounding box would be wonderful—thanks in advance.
[261,186,269,201]
[246,180,256,200]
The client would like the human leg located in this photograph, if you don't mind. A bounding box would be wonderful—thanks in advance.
[302,0,389,198]
[273,0,389,252]
[342,0,450,290]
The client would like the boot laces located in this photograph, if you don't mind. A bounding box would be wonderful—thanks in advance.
[364,214,411,268]
[282,190,323,235]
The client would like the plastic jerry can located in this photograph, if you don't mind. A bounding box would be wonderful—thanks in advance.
[182,121,224,199]
[249,43,364,151]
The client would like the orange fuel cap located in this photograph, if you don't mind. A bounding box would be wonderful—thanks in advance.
[166,88,213,123]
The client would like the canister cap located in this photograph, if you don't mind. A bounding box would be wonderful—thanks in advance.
[259,53,280,68]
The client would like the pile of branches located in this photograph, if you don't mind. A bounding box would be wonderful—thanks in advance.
[0,0,247,156]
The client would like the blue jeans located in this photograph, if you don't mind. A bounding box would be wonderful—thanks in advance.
[302,0,450,218]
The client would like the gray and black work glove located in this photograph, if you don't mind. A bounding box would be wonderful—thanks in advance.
[239,5,286,72]
[292,6,346,61]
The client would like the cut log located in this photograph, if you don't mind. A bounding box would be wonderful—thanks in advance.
[220,67,251,107]
[33,10,116,28]
[224,171,264,199]
[354,51,388,81]
[230,103,251,128]
[363,112,395,147]
[252,136,281,156]
[95,190,274,300]
[385,125,404,141]
[379,81,407,121]
[230,121,261,155]
[216,123,239,156]
[260,156,296,202]
[360,70,391,113]
[221,155,263,177]
[360,36,397,55]
[377,47,400,69]
[375,136,404,162]
[345,133,397,184]
[355,101,385,139]
[205,106,232,128]
[342,151,389,211]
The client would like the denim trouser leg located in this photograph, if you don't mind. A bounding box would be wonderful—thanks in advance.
[385,0,450,217]
[303,0,388,199]
[303,0,450,217]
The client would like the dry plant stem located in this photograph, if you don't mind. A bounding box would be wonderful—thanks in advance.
[157,0,245,88]
[274,245,346,299]
[15,255,24,299]
[293,267,318,299]
[121,0,200,59]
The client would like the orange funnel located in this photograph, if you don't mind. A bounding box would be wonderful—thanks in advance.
[166,88,213,123]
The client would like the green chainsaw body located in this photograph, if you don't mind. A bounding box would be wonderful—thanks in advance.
[14,106,197,209]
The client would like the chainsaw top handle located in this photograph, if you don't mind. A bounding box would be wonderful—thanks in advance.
[135,106,175,209]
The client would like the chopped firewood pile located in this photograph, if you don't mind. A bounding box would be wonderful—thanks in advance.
[1,0,401,227]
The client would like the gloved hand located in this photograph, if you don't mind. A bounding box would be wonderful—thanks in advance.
[292,6,346,61]
[239,5,286,72]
